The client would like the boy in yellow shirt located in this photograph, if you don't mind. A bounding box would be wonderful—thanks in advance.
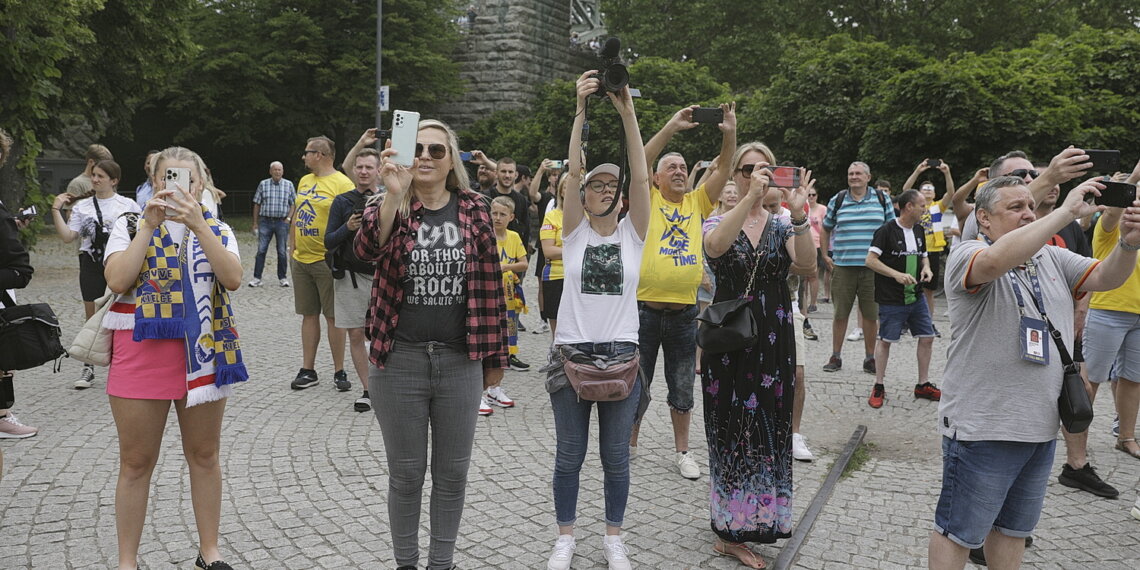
[483,196,530,415]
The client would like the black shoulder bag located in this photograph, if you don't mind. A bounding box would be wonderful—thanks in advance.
[696,219,769,354]
[0,290,66,371]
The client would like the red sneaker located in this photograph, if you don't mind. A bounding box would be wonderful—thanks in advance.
[914,382,942,401]
[868,384,885,409]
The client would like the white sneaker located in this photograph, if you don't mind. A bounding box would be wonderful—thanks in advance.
[676,451,700,480]
[546,534,576,570]
[792,433,815,462]
[533,321,550,334]
[846,328,864,341]
[478,395,494,416]
[279,278,290,287]
[74,365,95,390]
[248,277,263,287]
[602,535,632,570]
[0,414,38,439]
[1132,497,1140,521]
[486,386,515,408]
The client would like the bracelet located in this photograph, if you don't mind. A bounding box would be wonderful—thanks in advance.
[792,224,810,235]
[790,217,808,227]
[1120,238,1140,252]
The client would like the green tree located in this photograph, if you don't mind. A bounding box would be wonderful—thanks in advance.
[0,0,195,212]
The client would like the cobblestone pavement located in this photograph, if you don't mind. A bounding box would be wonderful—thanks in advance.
[2,234,1138,569]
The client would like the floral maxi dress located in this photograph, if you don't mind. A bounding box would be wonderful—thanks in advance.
[700,215,795,544]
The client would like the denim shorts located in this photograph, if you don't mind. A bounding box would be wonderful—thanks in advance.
[1082,308,1140,384]
[933,437,1056,549]
[638,303,697,412]
[877,297,935,343]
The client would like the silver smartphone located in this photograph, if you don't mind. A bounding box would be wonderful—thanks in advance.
[165,167,191,216]
[390,110,421,167]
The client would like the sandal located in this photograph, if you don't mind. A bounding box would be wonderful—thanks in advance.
[1115,438,1140,459]
[713,538,766,569]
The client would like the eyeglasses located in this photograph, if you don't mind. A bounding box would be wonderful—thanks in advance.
[808,193,817,197]
[735,164,757,177]
[415,143,448,160]
[302,149,321,156]
[1006,169,1039,180]
[586,181,620,193]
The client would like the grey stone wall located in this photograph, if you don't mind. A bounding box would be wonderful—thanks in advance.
[438,0,597,131]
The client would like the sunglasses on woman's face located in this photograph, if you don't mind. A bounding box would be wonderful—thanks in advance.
[415,143,448,160]
[735,164,757,177]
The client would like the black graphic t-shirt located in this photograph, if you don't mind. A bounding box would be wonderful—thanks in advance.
[394,193,467,344]
[868,219,927,306]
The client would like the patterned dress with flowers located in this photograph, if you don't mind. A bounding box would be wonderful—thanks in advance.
[700,214,795,544]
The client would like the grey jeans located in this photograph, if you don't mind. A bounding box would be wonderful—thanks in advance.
[370,341,483,570]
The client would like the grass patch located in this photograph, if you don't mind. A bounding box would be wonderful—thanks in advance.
[224,215,254,233]
[839,442,876,479]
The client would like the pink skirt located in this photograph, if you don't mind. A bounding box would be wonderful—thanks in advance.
[107,330,189,400]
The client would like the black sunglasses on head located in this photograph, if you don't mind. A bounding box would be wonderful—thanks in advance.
[1006,168,1039,180]
[416,143,448,160]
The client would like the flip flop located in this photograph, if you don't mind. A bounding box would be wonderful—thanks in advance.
[1116,438,1140,459]
[713,539,766,569]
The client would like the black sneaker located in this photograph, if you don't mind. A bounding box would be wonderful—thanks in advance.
[508,354,531,371]
[354,391,371,413]
[517,320,527,332]
[1058,463,1119,498]
[822,355,842,372]
[333,370,351,392]
[291,368,318,390]
[863,357,876,374]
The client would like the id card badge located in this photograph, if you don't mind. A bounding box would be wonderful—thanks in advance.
[1020,316,1049,365]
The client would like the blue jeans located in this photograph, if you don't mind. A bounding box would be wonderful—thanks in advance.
[254,217,290,280]
[638,303,697,412]
[550,341,642,527]
[933,437,1055,549]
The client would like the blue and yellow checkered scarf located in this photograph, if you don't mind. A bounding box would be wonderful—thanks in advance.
[133,208,248,390]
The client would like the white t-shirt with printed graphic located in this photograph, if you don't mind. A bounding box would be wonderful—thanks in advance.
[555,216,645,345]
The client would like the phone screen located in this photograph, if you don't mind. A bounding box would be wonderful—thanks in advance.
[459,151,473,162]
[767,166,801,188]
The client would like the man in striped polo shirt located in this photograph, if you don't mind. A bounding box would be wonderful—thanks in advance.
[820,161,896,373]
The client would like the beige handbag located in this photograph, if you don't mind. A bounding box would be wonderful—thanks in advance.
[68,292,115,367]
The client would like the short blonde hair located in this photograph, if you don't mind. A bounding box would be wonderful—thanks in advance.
[491,195,515,211]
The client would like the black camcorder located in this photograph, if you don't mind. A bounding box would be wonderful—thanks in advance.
[593,37,629,96]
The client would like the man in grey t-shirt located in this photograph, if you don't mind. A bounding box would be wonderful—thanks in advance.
[928,175,1140,569]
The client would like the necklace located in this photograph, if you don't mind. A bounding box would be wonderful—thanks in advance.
[747,215,763,228]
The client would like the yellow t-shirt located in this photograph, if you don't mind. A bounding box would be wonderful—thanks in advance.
[638,186,715,303]
[1089,221,1140,312]
[292,171,354,264]
[498,229,527,312]
[540,209,564,281]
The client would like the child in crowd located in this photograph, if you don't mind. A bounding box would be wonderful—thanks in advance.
[482,196,529,415]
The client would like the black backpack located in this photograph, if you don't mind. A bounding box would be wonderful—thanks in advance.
[830,188,890,219]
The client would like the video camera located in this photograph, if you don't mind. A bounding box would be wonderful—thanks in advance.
[593,37,629,96]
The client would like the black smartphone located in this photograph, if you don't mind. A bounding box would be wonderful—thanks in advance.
[691,107,724,125]
[1093,180,1137,208]
[1083,149,1120,173]
[926,159,941,169]
[18,205,37,220]
[352,206,365,217]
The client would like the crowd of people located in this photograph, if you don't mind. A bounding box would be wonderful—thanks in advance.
[4,75,1140,569]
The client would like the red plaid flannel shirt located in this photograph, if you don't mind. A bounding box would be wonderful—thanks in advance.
[354,188,508,369]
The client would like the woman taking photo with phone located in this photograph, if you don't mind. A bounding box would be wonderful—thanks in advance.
[355,118,507,570]
[103,147,247,570]
[542,71,650,570]
[51,159,140,390]
[699,143,816,569]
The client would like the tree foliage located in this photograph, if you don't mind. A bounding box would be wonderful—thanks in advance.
[0,0,195,211]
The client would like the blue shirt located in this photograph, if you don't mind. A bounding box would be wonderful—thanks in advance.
[253,177,296,218]
[135,181,153,209]
[822,188,896,267]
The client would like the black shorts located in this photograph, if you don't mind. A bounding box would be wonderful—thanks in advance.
[540,278,564,321]
[534,247,547,279]
[921,250,941,291]
[78,253,107,302]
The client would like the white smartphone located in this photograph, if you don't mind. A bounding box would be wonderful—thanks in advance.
[165,167,191,216]
[390,110,421,167]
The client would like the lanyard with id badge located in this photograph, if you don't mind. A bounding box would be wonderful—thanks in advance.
[1007,260,1049,365]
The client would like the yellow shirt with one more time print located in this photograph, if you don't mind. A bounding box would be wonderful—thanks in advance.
[637,185,714,304]
[292,171,354,264]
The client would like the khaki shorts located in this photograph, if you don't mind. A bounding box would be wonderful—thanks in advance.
[291,258,336,317]
[333,272,373,329]
[830,265,878,321]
